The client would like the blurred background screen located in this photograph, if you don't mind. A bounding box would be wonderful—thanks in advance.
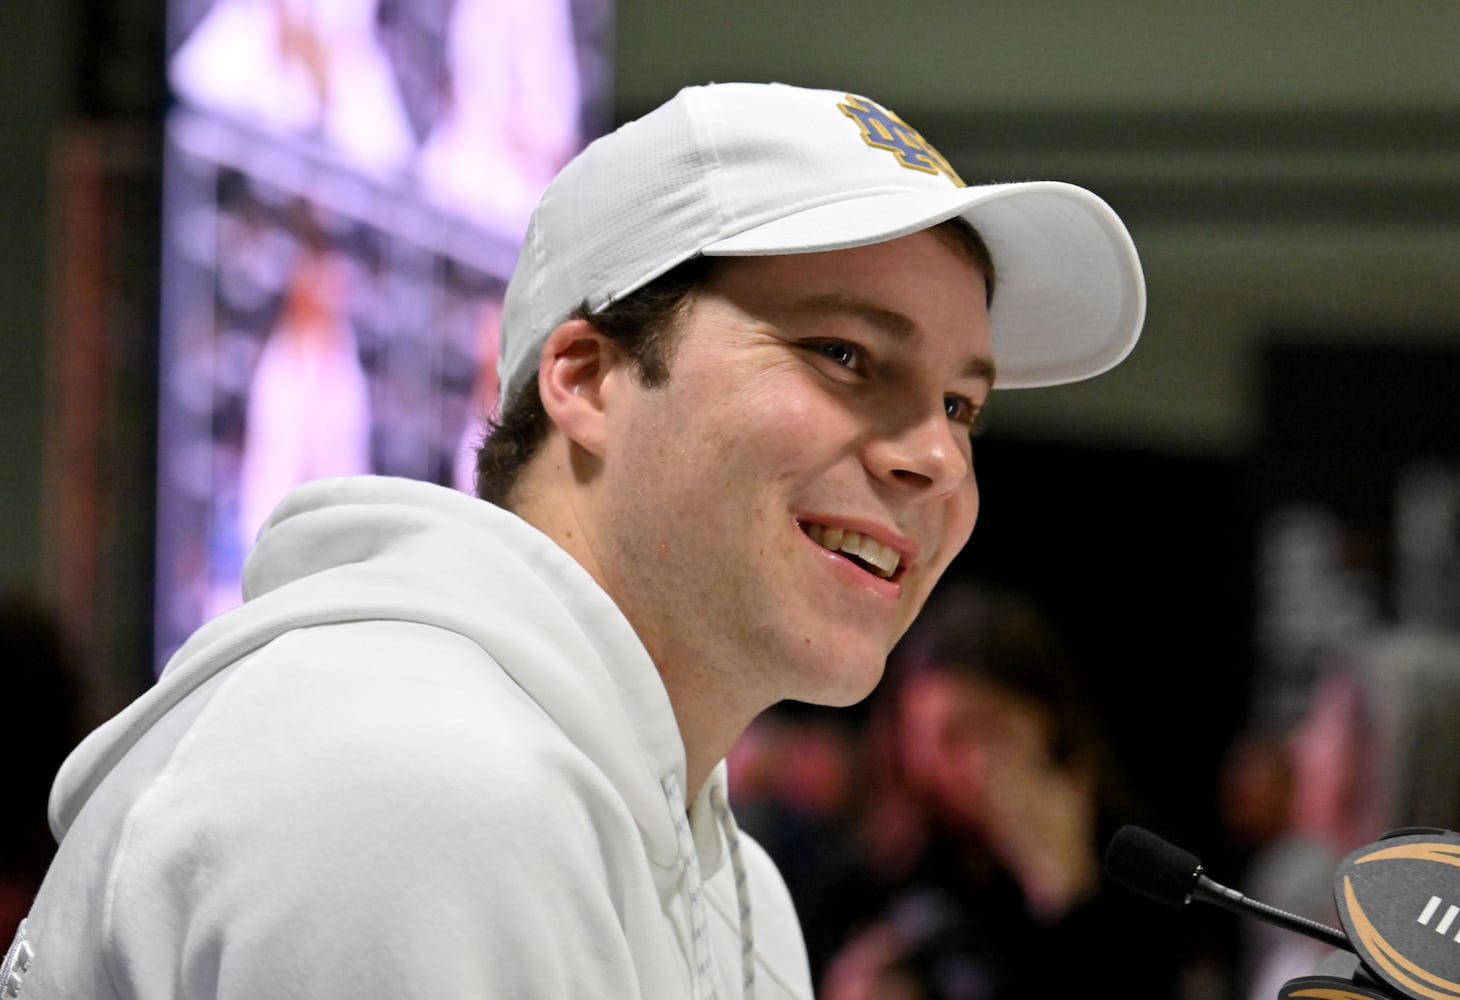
[153,0,613,670]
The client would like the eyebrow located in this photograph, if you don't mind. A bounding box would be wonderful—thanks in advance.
[786,293,997,384]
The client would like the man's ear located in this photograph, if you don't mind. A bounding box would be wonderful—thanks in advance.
[536,317,619,456]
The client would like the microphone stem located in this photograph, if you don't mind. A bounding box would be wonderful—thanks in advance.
[1194,875,1350,950]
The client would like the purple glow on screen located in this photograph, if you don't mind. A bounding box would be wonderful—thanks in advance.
[155,0,612,670]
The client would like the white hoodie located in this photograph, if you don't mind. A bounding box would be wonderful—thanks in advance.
[9,476,814,999]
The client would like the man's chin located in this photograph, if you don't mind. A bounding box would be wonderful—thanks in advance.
[796,656,888,709]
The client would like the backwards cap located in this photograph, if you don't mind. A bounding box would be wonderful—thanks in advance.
[499,81,1145,402]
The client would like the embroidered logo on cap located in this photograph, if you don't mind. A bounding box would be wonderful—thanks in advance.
[837,95,965,186]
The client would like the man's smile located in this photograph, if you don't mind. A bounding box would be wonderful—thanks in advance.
[798,520,905,581]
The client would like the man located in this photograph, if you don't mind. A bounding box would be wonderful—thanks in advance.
[7,82,1143,998]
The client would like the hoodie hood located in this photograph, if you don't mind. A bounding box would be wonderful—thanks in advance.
[49,475,706,874]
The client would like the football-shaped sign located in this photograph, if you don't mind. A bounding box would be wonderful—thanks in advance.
[1335,828,1460,1000]
[1280,974,1395,1000]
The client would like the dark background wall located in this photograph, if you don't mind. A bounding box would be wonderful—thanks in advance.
[1,3,73,588]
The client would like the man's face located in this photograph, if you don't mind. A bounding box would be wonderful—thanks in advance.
[589,228,992,711]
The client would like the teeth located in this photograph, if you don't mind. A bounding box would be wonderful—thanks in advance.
[803,523,900,579]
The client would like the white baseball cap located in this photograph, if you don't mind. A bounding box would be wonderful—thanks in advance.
[499,81,1145,403]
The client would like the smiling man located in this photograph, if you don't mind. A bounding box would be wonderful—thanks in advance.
[514,227,995,795]
[12,83,1144,999]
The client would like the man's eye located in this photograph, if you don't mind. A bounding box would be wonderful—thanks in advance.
[818,341,862,370]
[945,395,981,429]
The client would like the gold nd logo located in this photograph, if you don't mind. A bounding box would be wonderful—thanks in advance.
[837,95,965,187]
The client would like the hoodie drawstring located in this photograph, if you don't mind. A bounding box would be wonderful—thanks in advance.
[662,774,757,1000]
[710,782,756,1000]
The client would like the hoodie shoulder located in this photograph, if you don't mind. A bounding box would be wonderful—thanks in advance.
[182,619,630,815]
[69,617,665,998]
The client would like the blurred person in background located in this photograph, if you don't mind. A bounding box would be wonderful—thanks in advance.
[1238,625,1460,1000]
[236,238,372,563]
[169,0,418,176]
[1215,722,1296,875]
[813,578,1191,1000]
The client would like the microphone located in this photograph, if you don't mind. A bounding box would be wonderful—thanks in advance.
[1103,824,1349,950]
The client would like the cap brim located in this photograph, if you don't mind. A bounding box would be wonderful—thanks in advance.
[701,180,1145,389]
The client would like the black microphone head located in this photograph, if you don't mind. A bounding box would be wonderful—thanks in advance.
[1103,824,1203,907]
